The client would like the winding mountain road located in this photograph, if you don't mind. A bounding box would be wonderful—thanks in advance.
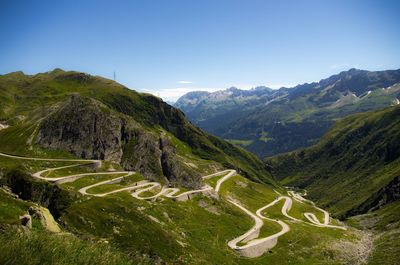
[0,152,235,201]
[0,151,346,258]
[227,192,345,257]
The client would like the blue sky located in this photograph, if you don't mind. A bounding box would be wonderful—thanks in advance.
[1,0,399,101]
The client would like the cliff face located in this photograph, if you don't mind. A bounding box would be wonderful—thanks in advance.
[36,95,125,162]
[36,95,201,188]
[351,176,400,215]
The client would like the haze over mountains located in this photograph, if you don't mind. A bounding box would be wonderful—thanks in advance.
[175,68,400,157]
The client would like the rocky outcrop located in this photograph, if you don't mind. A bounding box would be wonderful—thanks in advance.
[29,206,61,233]
[19,214,32,229]
[36,95,126,162]
[35,95,201,188]
[350,176,400,215]
[369,175,400,209]
[5,169,73,219]
[159,136,201,188]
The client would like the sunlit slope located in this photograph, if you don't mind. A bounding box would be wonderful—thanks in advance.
[268,105,400,218]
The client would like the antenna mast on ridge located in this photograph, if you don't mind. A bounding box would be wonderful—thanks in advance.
[113,71,116,81]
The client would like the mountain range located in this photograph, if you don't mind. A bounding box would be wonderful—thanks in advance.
[175,68,400,157]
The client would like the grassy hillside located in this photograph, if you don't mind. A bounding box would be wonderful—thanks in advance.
[0,189,140,265]
[0,69,274,186]
[267,105,400,218]
[0,160,362,264]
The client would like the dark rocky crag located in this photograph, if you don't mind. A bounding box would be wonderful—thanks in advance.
[36,95,201,188]
[350,176,400,215]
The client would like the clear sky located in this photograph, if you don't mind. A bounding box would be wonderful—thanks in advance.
[1,0,399,102]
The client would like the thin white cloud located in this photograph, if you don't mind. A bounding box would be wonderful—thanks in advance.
[139,83,294,103]
[177,80,193,84]
[139,87,221,102]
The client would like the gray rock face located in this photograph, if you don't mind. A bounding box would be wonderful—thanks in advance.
[159,136,201,188]
[353,175,400,215]
[36,95,201,188]
[36,95,125,162]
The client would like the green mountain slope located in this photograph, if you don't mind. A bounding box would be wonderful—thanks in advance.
[175,69,400,157]
[267,105,400,219]
[0,69,273,186]
[0,188,137,265]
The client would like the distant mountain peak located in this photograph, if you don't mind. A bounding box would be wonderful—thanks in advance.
[347,67,361,73]
[185,91,210,97]
[250,86,273,91]
[227,86,239,92]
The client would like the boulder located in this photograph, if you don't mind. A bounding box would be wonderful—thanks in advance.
[19,214,32,229]
[28,206,61,233]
